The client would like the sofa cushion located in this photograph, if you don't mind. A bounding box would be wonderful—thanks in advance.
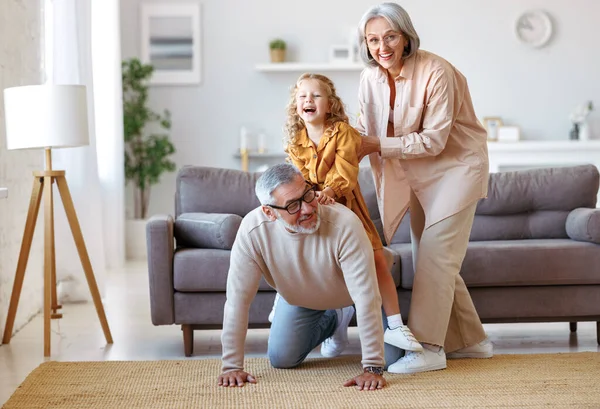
[566,208,600,244]
[173,248,273,292]
[175,213,242,250]
[468,211,569,241]
[476,165,598,215]
[390,239,600,289]
[390,210,572,245]
[176,166,262,217]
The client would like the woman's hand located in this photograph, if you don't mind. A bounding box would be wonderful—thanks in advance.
[316,188,336,205]
[358,135,381,162]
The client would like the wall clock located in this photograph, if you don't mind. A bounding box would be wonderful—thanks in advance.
[515,10,553,48]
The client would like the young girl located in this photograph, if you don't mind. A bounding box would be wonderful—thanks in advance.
[276,72,421,353]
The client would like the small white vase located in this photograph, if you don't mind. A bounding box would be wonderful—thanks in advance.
[579,121,590,141]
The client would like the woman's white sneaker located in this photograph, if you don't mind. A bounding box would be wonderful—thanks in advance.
[384,325,423,351]
[446,337,493,359]
[387,348,447,374]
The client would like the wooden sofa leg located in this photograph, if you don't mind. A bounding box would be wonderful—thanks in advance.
[569,322,577,332]
[182,324,194,357]
[597,322,600,346]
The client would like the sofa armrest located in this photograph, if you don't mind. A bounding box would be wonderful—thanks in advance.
[566,208,600,244]
[146,214,175,325]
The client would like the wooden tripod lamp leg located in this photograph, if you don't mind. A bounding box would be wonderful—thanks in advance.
[2,176,44,345]
[49,176,62,319]
[43,176,54,357]
[55,175,113,344]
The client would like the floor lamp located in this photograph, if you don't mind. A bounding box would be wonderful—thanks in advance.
[2,84,113,356]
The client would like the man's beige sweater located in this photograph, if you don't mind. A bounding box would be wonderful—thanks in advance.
[221,203,384,372]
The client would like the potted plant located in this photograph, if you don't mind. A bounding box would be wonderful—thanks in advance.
[122,58,176,258]
[269,38,286,63]
[569,101,594,141]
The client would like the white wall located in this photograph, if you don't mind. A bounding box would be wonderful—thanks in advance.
[0,0,44,342]
[120,0,600,218]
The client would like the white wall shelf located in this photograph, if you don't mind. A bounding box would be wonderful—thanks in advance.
[0,188,7,199]
[233,151,286,159]
[255,63,364,72]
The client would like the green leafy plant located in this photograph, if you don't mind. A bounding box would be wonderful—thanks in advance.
[122,58,176,219]
[269,38,286,50]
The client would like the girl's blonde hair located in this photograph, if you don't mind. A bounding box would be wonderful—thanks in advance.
[283,73,348,146]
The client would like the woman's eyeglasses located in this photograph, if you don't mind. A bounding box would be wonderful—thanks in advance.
[365,33,402,50]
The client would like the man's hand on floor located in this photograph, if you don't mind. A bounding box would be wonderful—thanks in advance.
[343,372,387,390]
[218,370,257,387]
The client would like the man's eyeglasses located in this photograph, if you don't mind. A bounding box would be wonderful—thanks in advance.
[365,33,402,50]
[267,183,317,215]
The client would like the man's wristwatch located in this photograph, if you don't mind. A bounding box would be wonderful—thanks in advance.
[363,366,384,376]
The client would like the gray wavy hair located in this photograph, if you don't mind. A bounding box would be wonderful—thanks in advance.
[255,163,303,205]
[357,2,420,68]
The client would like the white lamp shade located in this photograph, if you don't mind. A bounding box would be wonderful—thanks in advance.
[3,84,90,150]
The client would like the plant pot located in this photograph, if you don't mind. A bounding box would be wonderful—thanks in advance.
[270,49,286,63]
[125,218,148,261]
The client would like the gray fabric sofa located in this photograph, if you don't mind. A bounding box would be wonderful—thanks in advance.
[146,164,600,356]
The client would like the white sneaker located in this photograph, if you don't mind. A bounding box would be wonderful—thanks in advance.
[446,337,493,359]
[384,325,423,351]
[321,306,355,358]
[268,293,280,323]
[387,347,447,374]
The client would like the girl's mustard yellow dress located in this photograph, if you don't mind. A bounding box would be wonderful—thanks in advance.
[286,121,383,250]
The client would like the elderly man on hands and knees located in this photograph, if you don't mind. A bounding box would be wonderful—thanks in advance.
[218,163,387,390]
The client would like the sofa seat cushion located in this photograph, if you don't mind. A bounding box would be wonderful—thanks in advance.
[173,248,273,292]
[390,239,600,289]
[175,213,242,250]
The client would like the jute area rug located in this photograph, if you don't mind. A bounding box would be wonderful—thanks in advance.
[4,353,600,408]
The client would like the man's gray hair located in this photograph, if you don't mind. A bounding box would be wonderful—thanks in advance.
[255,163,303,205]
[357,2,421,68]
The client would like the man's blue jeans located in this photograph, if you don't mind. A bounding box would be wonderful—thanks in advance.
[268,296,338,368]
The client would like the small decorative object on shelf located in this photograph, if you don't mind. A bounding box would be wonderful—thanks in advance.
[329,44,352,63]
[269,38,286,63]
[569,123,580,141]
[483,117,503,141]
[569,101,594,141]
[240,126,249,171]
[497,126,521,143]
[257,132,267,154]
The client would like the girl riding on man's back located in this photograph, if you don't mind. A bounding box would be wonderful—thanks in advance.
[277,72,421,356]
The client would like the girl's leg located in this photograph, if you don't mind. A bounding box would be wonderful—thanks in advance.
[373,249,400,317]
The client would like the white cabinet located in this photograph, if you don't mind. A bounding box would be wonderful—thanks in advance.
[487,141,600,173]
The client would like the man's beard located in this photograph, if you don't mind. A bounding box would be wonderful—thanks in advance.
[275,206,321,234]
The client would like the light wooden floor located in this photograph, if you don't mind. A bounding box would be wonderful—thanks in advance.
[1,261,598,405]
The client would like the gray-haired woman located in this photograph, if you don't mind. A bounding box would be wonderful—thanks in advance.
[355,2,493,374]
